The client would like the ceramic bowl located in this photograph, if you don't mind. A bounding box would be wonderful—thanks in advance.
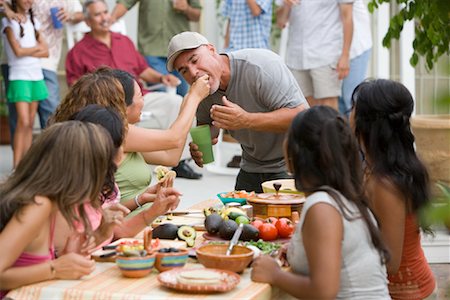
[195,244,253,273]
[155,249,189,272]
[116,254,156,278]
[217,192,248,205]
[261,179,302,194]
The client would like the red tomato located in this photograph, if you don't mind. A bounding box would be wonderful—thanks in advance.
[251,219,264,230]
[275,218,295,238]
[266,217,278,224]
[259,223,278,241]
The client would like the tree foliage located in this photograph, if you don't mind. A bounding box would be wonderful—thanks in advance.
[368,0,450,70]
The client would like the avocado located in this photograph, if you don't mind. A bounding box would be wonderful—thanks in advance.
[228,211,247,221]
[152,223,178,240]
[240,224,259,242]
[177,225,197,247]
[219,219,238,240]
[205,214,223,234]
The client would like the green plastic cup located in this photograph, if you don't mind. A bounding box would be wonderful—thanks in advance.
[190,125,214,164]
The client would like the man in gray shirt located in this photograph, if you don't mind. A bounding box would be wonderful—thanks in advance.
[167,32,309,192]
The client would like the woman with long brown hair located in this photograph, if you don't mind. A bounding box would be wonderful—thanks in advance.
[0,121,115,296]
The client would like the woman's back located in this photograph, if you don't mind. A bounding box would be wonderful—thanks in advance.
[288,190,390,300]
[388,214,436,299]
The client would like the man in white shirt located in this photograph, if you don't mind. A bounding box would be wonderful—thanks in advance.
[276,0,353,110]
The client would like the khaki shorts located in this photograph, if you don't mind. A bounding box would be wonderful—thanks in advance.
[291,65,342,99]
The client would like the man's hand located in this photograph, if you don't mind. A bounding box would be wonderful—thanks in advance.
[284,0,300,5]
[189,137,218,167]
[161,74,181,87]
[336,54,350,80]
[173,0,189,12]
[210,96,249,130]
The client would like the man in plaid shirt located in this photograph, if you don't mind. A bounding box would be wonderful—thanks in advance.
[222,0,273,51]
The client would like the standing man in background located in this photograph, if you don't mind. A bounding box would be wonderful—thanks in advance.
[338,0,372,116]
[222,0,273,52]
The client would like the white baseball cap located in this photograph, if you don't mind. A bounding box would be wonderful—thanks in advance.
[167,31,209,72]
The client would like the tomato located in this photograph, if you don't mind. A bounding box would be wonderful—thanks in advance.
[275,218,295,238]
[259,223,278,241]
[266,217,278,224]
[251,219,264,230]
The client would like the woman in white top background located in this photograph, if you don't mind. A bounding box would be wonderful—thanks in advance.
[2,0,48,166]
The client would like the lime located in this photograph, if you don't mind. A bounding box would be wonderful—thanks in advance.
[235,215,250,225]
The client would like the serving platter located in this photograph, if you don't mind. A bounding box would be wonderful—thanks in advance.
[157,267,240,293]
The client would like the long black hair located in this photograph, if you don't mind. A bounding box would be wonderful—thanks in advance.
[351,79,430,229]
[286,106,390,263]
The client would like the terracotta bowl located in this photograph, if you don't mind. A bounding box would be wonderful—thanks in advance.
[155,249,189,272]
[195,244,253,273]
[116,254,155,278]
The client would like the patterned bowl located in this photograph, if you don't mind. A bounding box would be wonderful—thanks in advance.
[155,249,189,272]
[116,254,156,278]
[196,244,253,273]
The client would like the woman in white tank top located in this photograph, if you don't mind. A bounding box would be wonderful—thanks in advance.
[251,106,391,299]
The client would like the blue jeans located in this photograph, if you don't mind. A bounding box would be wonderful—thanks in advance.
[2,66,60,141]
[145,55,189,97]
[339,49,372,116]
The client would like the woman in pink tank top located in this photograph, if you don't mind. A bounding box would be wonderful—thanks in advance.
[351,79,436,299]
[0,122,117,297]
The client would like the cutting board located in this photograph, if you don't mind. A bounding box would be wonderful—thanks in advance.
[92,238,186,262]
[152,215,205,231]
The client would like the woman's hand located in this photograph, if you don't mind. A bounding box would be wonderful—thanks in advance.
[148,179,181,216]
[52,253,95,279]
[97,203,130,240]
[251,255,281,284]
[188,74,210,100]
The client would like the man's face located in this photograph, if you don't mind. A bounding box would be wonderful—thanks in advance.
[173,45,222,95]
[85,1,111,34]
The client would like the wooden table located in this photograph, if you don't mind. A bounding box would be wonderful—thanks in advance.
[6,199,275,300]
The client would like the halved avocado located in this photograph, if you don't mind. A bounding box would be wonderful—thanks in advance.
[177,225,197,247]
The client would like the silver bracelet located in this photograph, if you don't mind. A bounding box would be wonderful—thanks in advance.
[134,194,142,208]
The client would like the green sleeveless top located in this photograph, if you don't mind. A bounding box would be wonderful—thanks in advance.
[115,152,152,215]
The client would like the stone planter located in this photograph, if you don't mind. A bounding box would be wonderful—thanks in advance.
[411,115,450,197]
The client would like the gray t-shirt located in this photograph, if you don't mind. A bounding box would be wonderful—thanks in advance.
[197,49,307,173]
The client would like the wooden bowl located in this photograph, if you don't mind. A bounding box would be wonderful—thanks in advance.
[247,193,305,219]
[116,254,155,278]
[155,249,189,272]
[195,244,253,273]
